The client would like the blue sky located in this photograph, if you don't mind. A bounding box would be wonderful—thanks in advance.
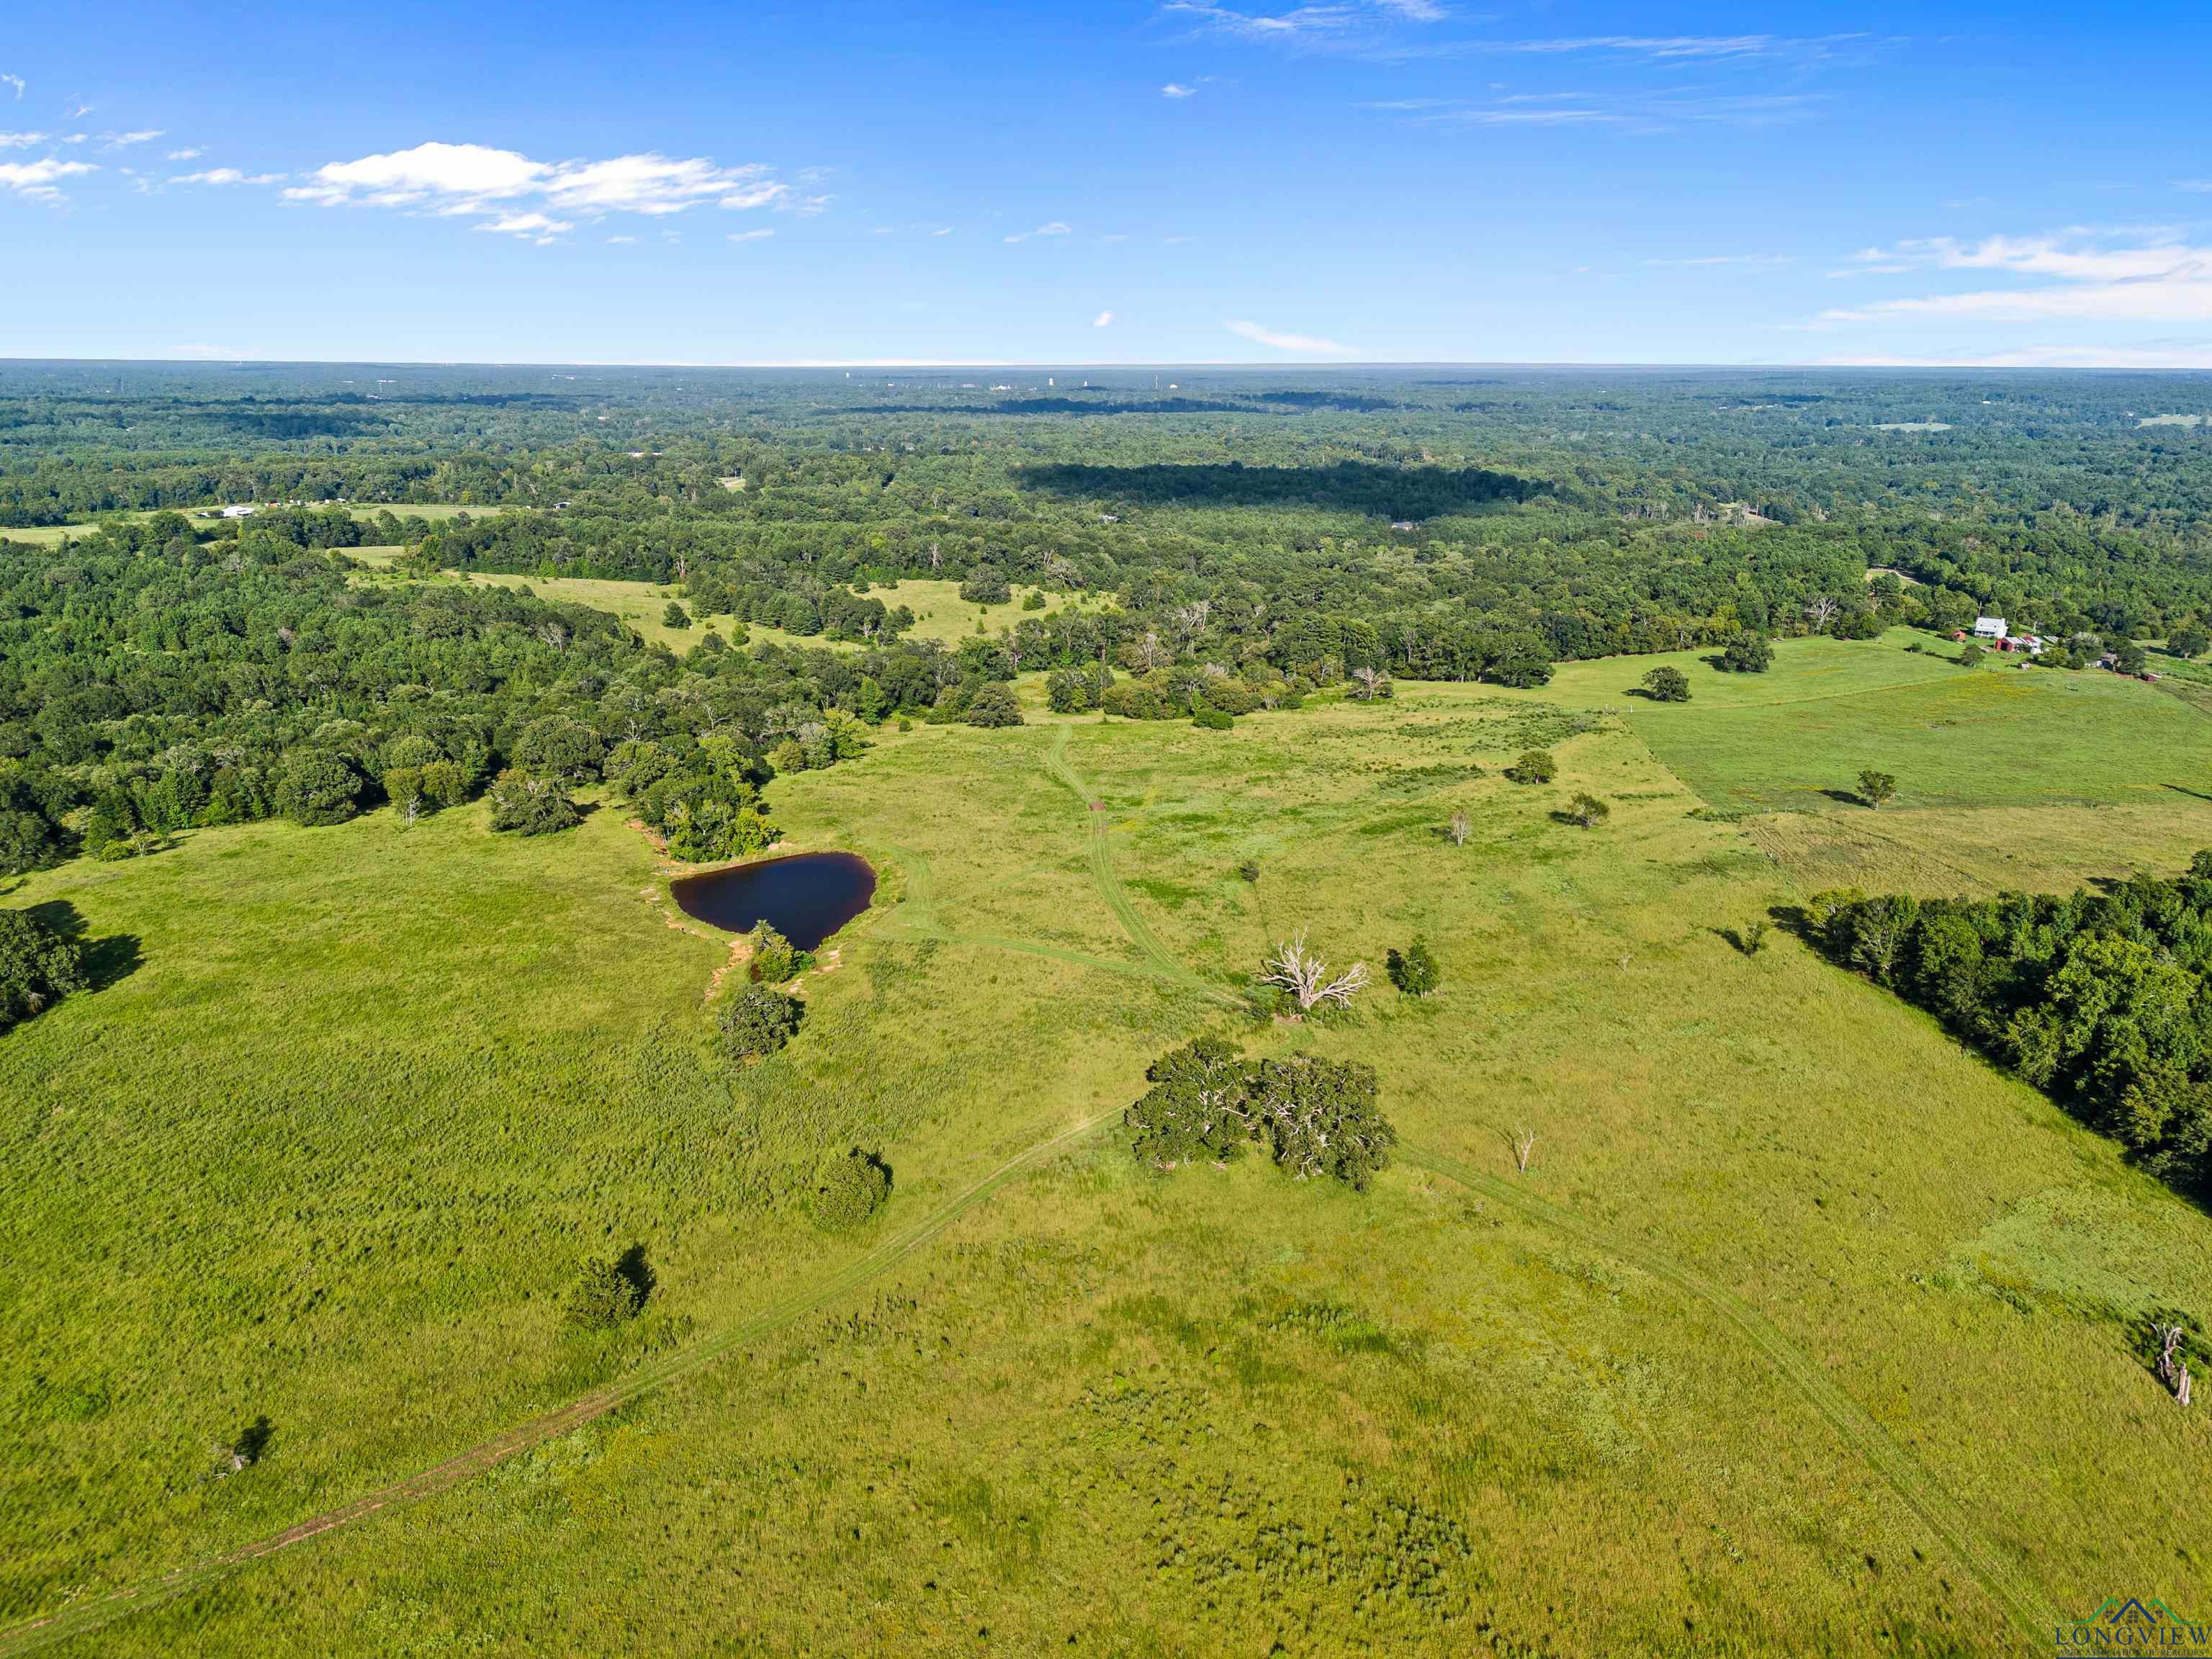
[4,1,2211,366]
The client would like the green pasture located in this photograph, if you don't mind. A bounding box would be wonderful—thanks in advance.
[7,668,2212,1654]
[1544,631,2211,814]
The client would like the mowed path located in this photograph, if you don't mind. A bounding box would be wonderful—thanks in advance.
[1,719,2054,1654]
[0,1110,1121,1657]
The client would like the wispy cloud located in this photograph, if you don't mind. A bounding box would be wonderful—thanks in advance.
[0,130,45,148]
[0,74,23,101]
[1815,230,2212,325]
[174,168,284,186]
[1227,318,1357,354]
[1093,309,1115,327]
[166,146,202,161]
[480,210,571,240]
[0,157,95,202]
[728,228,774,242]
[99,129,162,150]
[282,140,805,228]
[1388,89,1822,131]
[1161,82,1197,97]
[1004,220,1071,243]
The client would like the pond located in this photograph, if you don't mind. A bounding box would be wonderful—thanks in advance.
[668,852,877,952]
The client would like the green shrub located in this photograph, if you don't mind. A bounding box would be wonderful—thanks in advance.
[1387,937,1440,996]
[811,1148,893,1229]
[1640,665,1691,702]
[1192,706,1234,730]
[563,1253,649,1332]
[1504,750,1556,785]
[747,922,799,983]
[719,984,802,1058]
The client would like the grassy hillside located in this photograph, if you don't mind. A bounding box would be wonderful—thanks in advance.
[6,652,2212,1655]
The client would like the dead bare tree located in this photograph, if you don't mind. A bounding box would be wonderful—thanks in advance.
[1803,595,1840,632]
[1511,1127,1537,1174]
[2155,1320,2195,1406]
[1349,666,1391,701]
[1262,930,1370,1013]
[1446,808,1473,847]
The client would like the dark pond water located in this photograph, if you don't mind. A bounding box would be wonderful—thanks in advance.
[669,852,876,952]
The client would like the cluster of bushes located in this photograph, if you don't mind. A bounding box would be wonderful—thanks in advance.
[1086,665,1304,727]
[1125,1038,1397,1190]
[1810,858,2212,1197]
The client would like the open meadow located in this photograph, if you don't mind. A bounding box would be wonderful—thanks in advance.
[6,640,2212,1655]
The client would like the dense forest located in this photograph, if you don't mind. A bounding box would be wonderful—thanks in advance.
[5,361,2212,874]
[1817,863,2212,1202]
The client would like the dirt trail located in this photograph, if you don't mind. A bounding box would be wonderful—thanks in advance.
[0,1110,1120,1658]
[2,722,2054,1653]
[1048,721,2054,1645]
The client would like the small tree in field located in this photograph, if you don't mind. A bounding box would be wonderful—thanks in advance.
[1640,665,1691,702]
[747,921,799,983]
[1387,937,1440,997]
[1445,808,1472,846]
[1718,632,1773,673]
[1506,750,1555,785]
[1565,793,1609,828]
[719,985,801,1058]
[1858,769,1897,809]
[662,601,691,630]
[1262,930,1370,1013]
[1956,642,1984,668]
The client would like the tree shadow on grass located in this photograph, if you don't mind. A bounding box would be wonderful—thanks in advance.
[1816,788,1873,809]
[24,899,142,993]
[613,1243,657,1310]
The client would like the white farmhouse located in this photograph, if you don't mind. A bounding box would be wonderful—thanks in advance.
[1972,616,2007,639]
[220,504,258,519]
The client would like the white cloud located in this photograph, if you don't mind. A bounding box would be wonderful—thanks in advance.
[1004,220,1073,243]
[0,131,44,148]
[166,147,201,161]
[606,234,637,243]
[930,225,953,235]
[480,210,572,238]
[174,168,284,186]
[101,129,162,149]
[1161,82,1197,97]
[0,157,94,201]
[0,74,23,100]
[1816,232,2212,325]
[1226,318,1357,354]
[284,140,800,225]
[2177,180,2212,193]
[728,228,774,242]
[1093,310,1115,327]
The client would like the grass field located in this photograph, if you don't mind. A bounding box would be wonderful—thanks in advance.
[346,568,1112,654]
[2,504,505,551]
[6,646,2212,1655]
